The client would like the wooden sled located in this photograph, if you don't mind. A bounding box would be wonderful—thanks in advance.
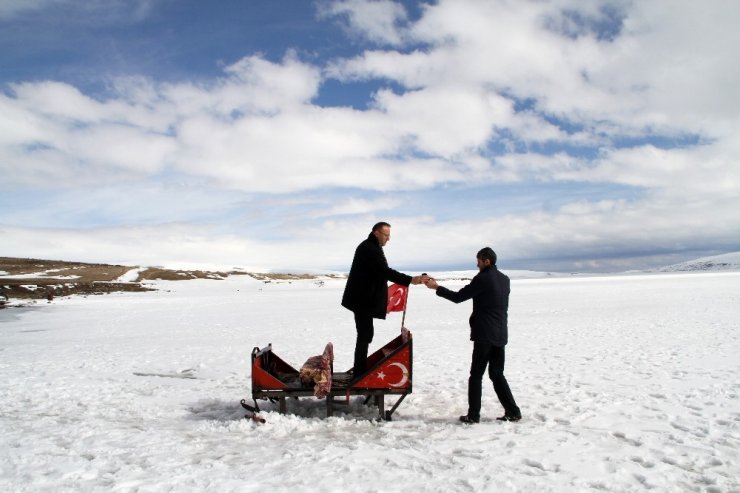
[245,329,412,421]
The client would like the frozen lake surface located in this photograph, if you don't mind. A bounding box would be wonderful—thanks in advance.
[1,271,739,491]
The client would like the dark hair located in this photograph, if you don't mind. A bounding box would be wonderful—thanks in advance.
[477,247,497,265]
[372,221,391,232]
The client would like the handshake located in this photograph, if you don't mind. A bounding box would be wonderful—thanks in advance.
[411,273,439,290]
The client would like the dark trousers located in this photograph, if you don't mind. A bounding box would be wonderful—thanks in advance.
[468,342,520,419]
[353,312,374,376]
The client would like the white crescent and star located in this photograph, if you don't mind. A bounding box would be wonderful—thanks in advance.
[389,287,405,309]
[376,362,409,387]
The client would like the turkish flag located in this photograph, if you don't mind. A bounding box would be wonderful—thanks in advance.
[386,283,408,313]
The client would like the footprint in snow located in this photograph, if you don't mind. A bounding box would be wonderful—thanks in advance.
[523,458,545,470]
[612,431,643,447]
[630,456,655,468]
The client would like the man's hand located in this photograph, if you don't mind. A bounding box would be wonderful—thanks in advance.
[411,274,432,285]
[424,277,439,290]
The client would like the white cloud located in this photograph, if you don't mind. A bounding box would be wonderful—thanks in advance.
[328,0,740,141]
[584,140,740,198]
[599,1,740,130]
[372,85,511,157]
[317,0,408,46]
[313,196,403,218]
[1,82,176,184]
[4,1,737,194]
[2,52,477,193]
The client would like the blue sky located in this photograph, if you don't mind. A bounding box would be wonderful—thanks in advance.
[1,0,739,273]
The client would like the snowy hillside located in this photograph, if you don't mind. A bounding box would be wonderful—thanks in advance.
[428,269,573,281]
[437,252,740,279]
[656,251,740,272]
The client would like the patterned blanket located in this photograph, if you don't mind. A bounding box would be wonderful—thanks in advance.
[299,342,333,398]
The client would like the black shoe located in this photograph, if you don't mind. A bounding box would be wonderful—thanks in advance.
[459,415,479,424]
[496,414,521,422]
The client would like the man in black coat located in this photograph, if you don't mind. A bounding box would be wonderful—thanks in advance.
[342,222,425,376]
[425,247,521,424]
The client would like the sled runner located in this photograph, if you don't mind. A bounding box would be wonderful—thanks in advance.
[244,328,412,421]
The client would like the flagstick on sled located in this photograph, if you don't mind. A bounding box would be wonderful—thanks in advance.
[243,283,413,422]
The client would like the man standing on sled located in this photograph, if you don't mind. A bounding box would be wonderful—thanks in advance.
[342,222,427,377]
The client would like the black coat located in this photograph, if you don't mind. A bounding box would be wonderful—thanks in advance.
[435,266,510,346]
[341,233,412,319]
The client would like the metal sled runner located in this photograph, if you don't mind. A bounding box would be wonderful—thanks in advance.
[244,329,412,421]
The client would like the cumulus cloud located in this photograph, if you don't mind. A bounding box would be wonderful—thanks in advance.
[312,196,403,218]
[317,0,409,46]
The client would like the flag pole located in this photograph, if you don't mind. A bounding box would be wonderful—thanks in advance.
[400,286,409,329]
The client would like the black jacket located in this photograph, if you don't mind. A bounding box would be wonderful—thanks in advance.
[435,266,510,346]
[341,233,412,319]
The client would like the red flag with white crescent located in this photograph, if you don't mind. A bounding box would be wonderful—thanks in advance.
[386,283,408,313]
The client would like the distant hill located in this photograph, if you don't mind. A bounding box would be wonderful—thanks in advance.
[0,257,333,303]
[655,252,740,272]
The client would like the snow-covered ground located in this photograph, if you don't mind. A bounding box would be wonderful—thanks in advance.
[1,271,739,492]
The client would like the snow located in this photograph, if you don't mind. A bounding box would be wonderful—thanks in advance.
[1,271,739,492]
[116,268,145,283]
[656,251,740,273]
[0,271,81,280]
